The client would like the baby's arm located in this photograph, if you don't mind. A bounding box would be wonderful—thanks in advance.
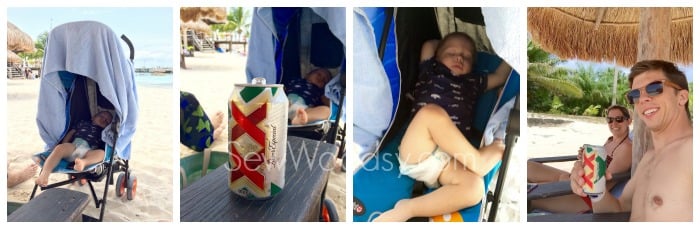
[322,96,331,106]
[61,129,77,144]
[486,61,512,91]
[420,40,440,61]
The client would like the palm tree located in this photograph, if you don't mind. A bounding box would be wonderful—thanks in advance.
[211,7,251,41]
[18,31,48,65]
[527,40,583,99]
[229,7,251,41]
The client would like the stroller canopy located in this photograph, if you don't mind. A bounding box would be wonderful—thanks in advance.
[37,21,138,159]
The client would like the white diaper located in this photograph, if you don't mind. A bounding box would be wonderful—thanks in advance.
[399,149,451,188]
[287,93,308,120]
[68,138,91,161]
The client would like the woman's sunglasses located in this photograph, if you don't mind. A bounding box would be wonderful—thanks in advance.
[606,116,628,124]
[625,80,683,104]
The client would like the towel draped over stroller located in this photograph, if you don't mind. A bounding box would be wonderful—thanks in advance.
[38,21,138,160]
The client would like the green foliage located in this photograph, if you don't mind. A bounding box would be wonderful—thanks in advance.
[211,7,251,37]
[526,40,635,117]
[17,31,48,63]
[549,96,564,114]
[582,105,602,116]
[527,41,583,99]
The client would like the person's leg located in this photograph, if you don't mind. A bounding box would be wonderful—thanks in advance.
[373,159,484,221]
[7,163,38,188]
[73,149,106,171]
[527,161,570,183]
[531,194,591,213]
[211,111,225,141]
[399,104,504,175]
[36,143,76,187]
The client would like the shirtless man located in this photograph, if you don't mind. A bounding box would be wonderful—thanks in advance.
[570,60,692,221]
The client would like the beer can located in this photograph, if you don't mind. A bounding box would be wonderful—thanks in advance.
[582,144,607,202]
[228,77,288,199]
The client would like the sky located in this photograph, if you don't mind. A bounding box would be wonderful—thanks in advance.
[8,7,173,68]
[557,59,693,83]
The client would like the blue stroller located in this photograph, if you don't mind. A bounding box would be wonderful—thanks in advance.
[30,21,139,222]
[352,7,520,222]
[245,7,345,222]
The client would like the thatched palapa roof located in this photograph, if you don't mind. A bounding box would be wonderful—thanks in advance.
[180,7,227,25]
[181,20,212,34]
[7,50,22,64]
[7,22,35,53]
[527,7,692,67]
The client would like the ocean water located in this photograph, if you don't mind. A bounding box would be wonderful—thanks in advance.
[135,73,172,88]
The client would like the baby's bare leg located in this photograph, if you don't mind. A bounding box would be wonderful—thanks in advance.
[373,159,484,221]
[399,104,478,165]
[74,149,106,171]
[400,104,504,175]
[36,143,76,187]
[291,108,308,125]
[304,106,330,123]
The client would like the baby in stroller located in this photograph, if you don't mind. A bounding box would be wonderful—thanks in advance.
[286,68,332,125]
[35,111,113,187]
[374,32,510,221]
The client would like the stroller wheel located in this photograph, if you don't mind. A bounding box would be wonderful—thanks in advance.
[116,172,127,197]
[321,198,339,222]
[126,174,138,200]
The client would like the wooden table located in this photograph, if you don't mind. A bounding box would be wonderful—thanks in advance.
[8,188,90,222]
[180,136,338,222]
[528,212,631,222]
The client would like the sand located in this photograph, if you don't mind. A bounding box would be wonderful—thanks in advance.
[6,77,174,221]
[179,50,347,221]
[527,112,611,172]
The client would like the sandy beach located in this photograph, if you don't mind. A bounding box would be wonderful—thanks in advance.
[6,76,174,221]
[179,50,347,221]
[527,112,611,172]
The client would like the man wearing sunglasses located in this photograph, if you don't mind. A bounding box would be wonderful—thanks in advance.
[570,60,692,221]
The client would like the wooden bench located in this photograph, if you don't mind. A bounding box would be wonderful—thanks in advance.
[180,136,338,221]
[8,188,90,222]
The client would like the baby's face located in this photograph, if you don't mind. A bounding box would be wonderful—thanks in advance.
[307,69,331,88]
[436,37,474,76]
[92,112,113,128]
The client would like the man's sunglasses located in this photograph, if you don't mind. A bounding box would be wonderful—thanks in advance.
[625,80,683,104]
[606,116,627,124]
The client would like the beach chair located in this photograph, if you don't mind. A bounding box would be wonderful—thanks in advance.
[179,91,229,189]
[30,21,139,222]
[352,7,520,222]
[245,7,346,222]
[527,155,631,214]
